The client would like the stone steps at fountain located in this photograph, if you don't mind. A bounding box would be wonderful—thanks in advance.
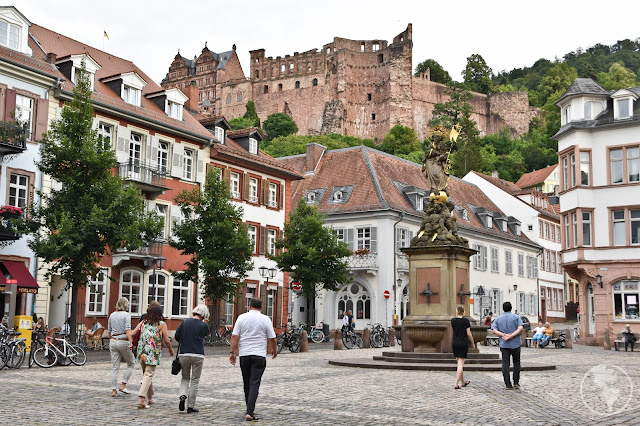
[381,351,499,360]
[372,355,502,364]
[328,358,556,371]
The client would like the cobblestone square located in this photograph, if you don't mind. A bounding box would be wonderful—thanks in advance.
[1,344,639,425]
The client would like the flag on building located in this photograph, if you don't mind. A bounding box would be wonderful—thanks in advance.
[104,30,109,40]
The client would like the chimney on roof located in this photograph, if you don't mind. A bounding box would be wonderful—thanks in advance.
[305,143,326,175]
[46,52,57,64]
[491,170,499,178]
[182,82,200,112]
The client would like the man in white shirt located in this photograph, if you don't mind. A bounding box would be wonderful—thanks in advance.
[229,298,277,422]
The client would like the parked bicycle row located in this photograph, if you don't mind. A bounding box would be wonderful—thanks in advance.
[276,321,329,353]
[341,323,396,349]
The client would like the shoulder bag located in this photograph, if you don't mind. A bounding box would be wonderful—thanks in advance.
[131,320,144,353]
[171,341,181,375]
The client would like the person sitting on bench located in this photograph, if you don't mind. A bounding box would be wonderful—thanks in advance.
[622,324,637,352]
[540,322,554,348]
[531,322,545,348]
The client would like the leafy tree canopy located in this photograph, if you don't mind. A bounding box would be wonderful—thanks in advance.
[414,58,452,84]
[599,61,638,90]
[462,53,494,94]
[263,113,298,140]
[229,116,256,130]
[379,125,421,155]
[261,133,376,157]
[243,100,260,127]
[171,169,254,300]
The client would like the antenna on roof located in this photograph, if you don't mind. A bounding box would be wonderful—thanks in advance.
[205,41,207,48]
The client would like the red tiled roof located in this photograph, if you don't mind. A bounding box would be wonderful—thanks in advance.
[0,44,63,80]
[467,171,522,195]
[227,127,264,139]
[211,138,302,179]
[515,164,558,189]
[28,24,213,141]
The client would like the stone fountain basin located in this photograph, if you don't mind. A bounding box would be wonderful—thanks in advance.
[404,323,447,352]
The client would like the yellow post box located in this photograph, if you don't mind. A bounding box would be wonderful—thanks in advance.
[14,315,33,351]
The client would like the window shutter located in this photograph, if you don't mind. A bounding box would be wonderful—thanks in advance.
[482,246,488,271]
[409,230,414,245]
[395,228,401,253]
[276,286,284,328]
[346,228,354,251]
[170,204,182,238]
[4,88,16,122]
[242,173,249,201]
[370,227,377,253]
[499,290,504,314]
[259,226,267,255]
[116,126,130,163]
[278,183,284,210]
[260,179,268,205]
[171,142,184,178]
[147,135,158,169]
[34,98,49,141]
[473,287,479,315]
[472,244,479,269]
[223,168,231,188]
[196,151,205,183]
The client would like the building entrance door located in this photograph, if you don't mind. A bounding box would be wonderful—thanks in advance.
[587,284,595,335]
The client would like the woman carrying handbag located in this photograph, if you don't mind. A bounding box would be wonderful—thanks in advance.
[174,304,211,413]
[107,297,136,398]
[134,304,174,409]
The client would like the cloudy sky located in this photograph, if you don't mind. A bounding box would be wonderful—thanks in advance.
[16,0,639,84]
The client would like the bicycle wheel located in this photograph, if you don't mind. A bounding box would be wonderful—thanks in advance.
[28,340,40,368]
[355,333,364,349]
[289,335,301,353]
[0,345,8,370]
[33,345,58,368]
[311,330,325,344]
[342,333,353,349]
[223,331,231,346]
[68,344,87,366]
[371,333,383,348]
[57,343,73,366]
[8,341,26,369]
[383,333,391,347]
[277,336,284,354]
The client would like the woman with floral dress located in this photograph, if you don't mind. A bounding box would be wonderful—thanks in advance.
[134,304,174,409]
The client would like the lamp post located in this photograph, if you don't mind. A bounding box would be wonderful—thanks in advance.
[258,266,278,321]
[144,255,167,296]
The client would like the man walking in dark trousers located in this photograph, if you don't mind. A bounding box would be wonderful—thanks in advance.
[491,301,524,390]
[229,298,277,421]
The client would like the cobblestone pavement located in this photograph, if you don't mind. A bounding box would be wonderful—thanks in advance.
[2,343,639,425]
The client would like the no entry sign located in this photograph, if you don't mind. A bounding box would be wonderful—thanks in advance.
[384,290,390,299]
[292,282,302,292]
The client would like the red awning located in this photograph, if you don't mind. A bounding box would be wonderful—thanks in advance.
[0,261,39,294]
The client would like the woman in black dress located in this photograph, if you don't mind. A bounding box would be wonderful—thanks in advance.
[451,305,475,389]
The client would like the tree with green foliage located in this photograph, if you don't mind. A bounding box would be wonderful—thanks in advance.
[380,125,421,155]
[171,169,253,301]
[228,116,256,130]
[243,100,260,127]
[581,63,598,80]
[263,113,298,140]
[271,198,352,323]
[462,53,494,94]
[599,61,637,90]
[537,62,578,104]
[262,133,376,157]
[18,63,161,340]
[414,58,452,84]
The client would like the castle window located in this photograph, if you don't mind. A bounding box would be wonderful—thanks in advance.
[278,83,283,92]
[307,63,312,72]
[295,81,300,89]
[226,94,232,104]
[280,64,285,73]
[372,43,379,52]
[263,85,269,94]
[371,113,376,121]
[378,54,384,64]
[326,48,331,54]
[312,78,318,87]
[289,63,294,72]
[367,93,372,101]
[360,42,365,52]
[255,70,259,79]
[237,92,243,102]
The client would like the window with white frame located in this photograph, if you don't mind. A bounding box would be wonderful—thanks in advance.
[122,85,140,106]
[615,98,631,119]
[249,177,258,203]
[215,126,224,143]
[225,294,235,325]
[472,243,487,271]
[87,270,107,315]
[611,148,623,184]
[613,280,640,320]
[230,172,240,198]
[582,211,592,246]
[306,191,316,204]
[171,278,190,317]
[505,249,513,275]
[397,228,410,253]
[416,195,424,211]
[183,148,194,180]
[562,157,569,190]
[121,270,143,315]
[155,204,168,240]
[632,209,640,245]
[268,229,277,256]
[545,250,551,272]
[129,132,142,165]
[245,286,255,313]
[333,191,342,202]
[165,100,182,120]
[0,19,21,50]
[148,273,167,315]
[518,252,524,277]
[98,122,113,145]
[550,251,556,273]
[356,227,371,250]
[580,152,590,185]
[334,228,345,242]
[550,224,555,242]
[490,246,499,272]
[266,289,276,321]
[268,183,278,207]
[158,141,169,173]
[564,215,570,248]
[629,147,640,183]
[570,153,576,187]
[249,138,258,154]
[248,225,257,253]
[526,255,538,279]
[518,292,525,314]
[563,104,571,124]
[9,173,28,208]
[15,95,33,140]
[613,210,626,246]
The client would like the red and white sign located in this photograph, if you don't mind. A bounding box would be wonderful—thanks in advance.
[292,282,302,292]
[383,290,390,299]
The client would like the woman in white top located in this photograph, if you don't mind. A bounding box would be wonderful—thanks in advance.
[108,297,135,398]
[531,322,545,348]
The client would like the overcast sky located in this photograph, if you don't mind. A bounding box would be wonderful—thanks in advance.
[16,0,639,84]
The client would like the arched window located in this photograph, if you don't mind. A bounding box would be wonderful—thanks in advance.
[237,92,243,102]
[278,83,283,92]
[295,81,300,89]
[338,300,346,319]
[121,270,143,315]
[148,272,168,315]
[226,94,232,104]
[263,85,269,94]
[400,285,409,320]
[312,78,318,87]
[336,283,370,321]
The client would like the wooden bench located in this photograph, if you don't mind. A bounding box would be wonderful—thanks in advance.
[614,333,639,351]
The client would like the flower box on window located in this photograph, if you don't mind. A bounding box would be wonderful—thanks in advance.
[0,205,23,241]
[354,247,370,257]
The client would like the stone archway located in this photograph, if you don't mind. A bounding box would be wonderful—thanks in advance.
[336,282,371,327]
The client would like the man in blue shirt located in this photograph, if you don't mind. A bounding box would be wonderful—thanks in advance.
[491,301,524,390]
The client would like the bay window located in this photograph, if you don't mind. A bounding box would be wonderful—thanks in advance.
[613,280,640,320]
[582,211,592,246]
[580,151,590,185]
[148,273,167,315]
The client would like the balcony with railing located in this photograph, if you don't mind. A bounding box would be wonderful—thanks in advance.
[0,121,27,156]
[397,253,409,272]
[112,240,164,266]
[118,160,169,197]
[0,206,22,244]
[345,252,378,273]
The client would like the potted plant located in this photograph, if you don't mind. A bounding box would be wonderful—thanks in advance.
[353,247,370,257]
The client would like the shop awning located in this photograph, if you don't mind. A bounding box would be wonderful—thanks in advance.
[0,261,39,294]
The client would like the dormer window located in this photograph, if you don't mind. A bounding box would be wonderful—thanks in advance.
[612,89,638,120]
[616,98,631,119]
[306,192,316,203]
[416,194,424,211]
[0,8,32,55]
[333,191,342,202]
[119,72,147,106]
[165,100,182,120]
[215,126,224,143]
[122,85,140,105]
[62,54,100,91]
[486,215,493,229]
[249,138,258,154]
[0,20,20,50]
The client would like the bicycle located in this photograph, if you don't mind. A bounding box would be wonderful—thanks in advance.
[277,325,301,353]
[367,323,390,348]
[0,323,26,369]
[297,322,325,344]
[32,332,87,368]
[204,321,232,346]
[341,326,363,349]
[28,329,48,368]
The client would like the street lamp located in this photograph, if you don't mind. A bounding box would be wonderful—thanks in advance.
[258,266,278,284]
[509,284,518,293]
[595,274,603,288]
[144,255,167,295]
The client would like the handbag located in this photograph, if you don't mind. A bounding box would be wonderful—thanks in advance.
[171,342,181,375]
[131,320,144,353]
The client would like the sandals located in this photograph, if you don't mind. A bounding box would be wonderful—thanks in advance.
[111,390,118,398]
[246,414,259,421]
[118,388,131,394]
[137,403,150,409]
[454,385,461,389]
[462,380,471,387]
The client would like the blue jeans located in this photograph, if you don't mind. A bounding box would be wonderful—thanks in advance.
[540,335,552,347]
[532,334,543,342]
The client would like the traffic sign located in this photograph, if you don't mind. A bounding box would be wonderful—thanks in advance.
[292,282,302,292]
[383,290,390,299]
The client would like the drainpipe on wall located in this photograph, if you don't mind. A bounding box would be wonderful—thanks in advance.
[392,211,404,325]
